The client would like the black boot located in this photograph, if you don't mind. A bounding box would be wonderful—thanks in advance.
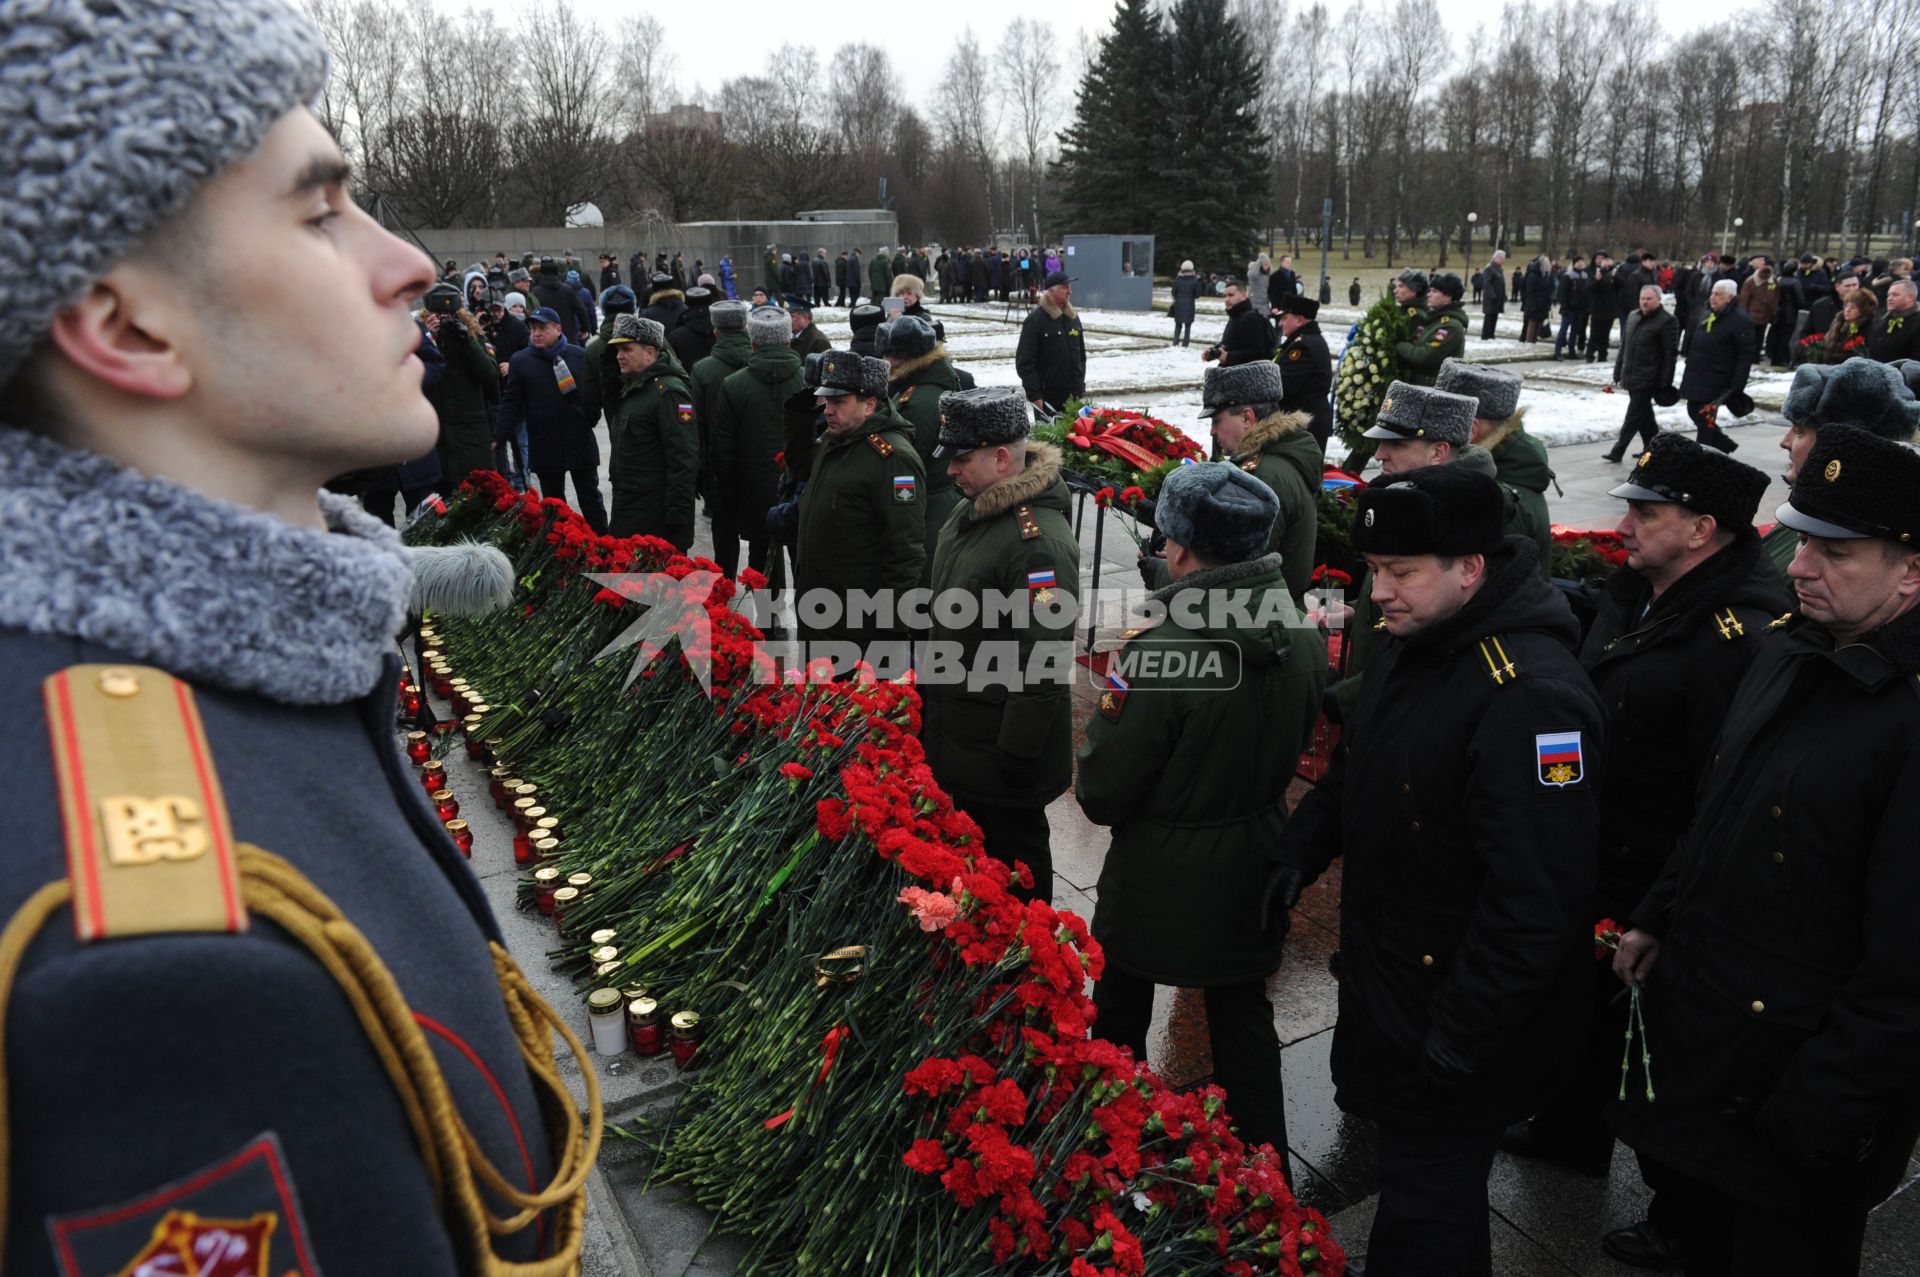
[1602,1220,1686,1270]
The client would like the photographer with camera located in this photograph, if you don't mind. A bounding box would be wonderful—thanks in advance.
[421,281,500,490]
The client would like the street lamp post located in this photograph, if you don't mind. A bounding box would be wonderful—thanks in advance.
[1733,217,1744,257]
[1467,211,1478,258]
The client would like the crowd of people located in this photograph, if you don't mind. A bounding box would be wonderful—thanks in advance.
[1464,246,1918,371]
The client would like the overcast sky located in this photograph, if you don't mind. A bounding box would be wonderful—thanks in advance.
[433,0,1725,114]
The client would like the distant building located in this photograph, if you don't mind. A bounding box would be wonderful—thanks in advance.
[646,104,723,135]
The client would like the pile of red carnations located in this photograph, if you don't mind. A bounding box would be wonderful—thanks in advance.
[407,472,1344,1277]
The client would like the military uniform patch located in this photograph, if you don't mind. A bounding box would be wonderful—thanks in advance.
[676,402,694,425]
[1535,731,1585,787]
[892,475,917,503]
[899,385,916,404]
[1239,457,1260,473]
[1712,607,1746,640]
[1287,347,1302,360]
[1098,670,1129,719]
[1016,505,1041,540]
[48,1132,321,1277]
[867,434,895,458]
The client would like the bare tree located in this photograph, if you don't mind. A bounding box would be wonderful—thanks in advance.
[934,30,1003,232]
[503,1,616,224]
[1000,19,1060,245]
[609,13,678,134]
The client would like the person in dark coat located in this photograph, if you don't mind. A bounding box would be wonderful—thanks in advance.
[1014,272,1087,412]
[809,249,830,308]
[846,248,862,304]
[793,352,927,671]
[530,256,591,344]
[1866,279,1920,362]
[1610,426,1920,1277]
[495,308,606,531]
[1502,436,1787,1270]
[1584,254,1619,361]
[777,254,798,304]
[709,307,805,585]
[787,298,832,358]
[1169,260,1202,346]
[604,315,698,548]
[847,303,885,358]
[1552,256,1591,359]
[640,271,687,339]
[599,252,620,290]
[1478,251,1508,340]
[1520,255,1555,344]
[1606,282,1681,461]
[669,284,717,370]
[1204,278,1275,366]
[834,251,851,307]
[1271,463,1604,1275]
[1679,281,1756,452]
[1272,294,1334,450]
[0,5,596,1269]
[923,390,1082,902]
[969,250,991,303]
[872,248,895,305]
[1803,272,1861,356]
[1395,275,1470,385]
[878,315,963,579]
[1083,462,1327,1153]
[423,292,501,489]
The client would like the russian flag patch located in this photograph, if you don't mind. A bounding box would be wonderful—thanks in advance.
[1535,731,1584,787]
[1027,568,1057,589]
[892,475,916,503]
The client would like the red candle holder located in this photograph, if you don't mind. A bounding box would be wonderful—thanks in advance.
[401,684,423,716]
[445,818,472,856]
[628,998,664,1055]
[489,769,516,809]
[512,829,532,865]
[533,868,561,914]
[404,731,431,764]
[432,789,459,821]
[419,760,446,794]
[669,1011,703,1070]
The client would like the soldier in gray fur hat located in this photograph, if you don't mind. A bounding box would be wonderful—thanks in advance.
[1438,359,1554,569]
[1362,381,1478,470]
[1763,357,1920,572]
[922,385,1079,905]
[1079,460,1328,1155]
[880,315,966,577]
[0,2,598,1272]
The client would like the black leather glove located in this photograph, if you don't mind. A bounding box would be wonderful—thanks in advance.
[1258,864,1306,939]
[1418,1030,1477,1096]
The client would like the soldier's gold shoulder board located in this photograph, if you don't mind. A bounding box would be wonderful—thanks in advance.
[1239,457,1260,473]
[1477,635,1520,687]
[1712,607,1747,641]
[1765,611,1794,631]
[867,434,894,457]
[43,665,247,942]
[899,385,916,404]
[1016,504,1042,540]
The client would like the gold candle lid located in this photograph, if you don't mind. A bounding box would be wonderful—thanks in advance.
[551,886,580,906]
[589,928,619,946]
[628,996,659,1019]
[534,837,561,857]
[620,981,647,1002]
[535,816,560,834]
[512,797,536,814]
[595,960,623,980]
[421,760,445,777]
[431,789,454,803]
[589,944,619,964]
[404,683,421,696]
[514,782,539,798]
[444,818,468,834]
[587,988,622,1013]
[566,872,594,890]
[491,764,515,779]
[462,713,484,726]
[447,676,469,688]
[670,1010,700,1032]
[523,806,547,822]
[405,730,427,744]
[468,703,491,715]
[532,867,561,886]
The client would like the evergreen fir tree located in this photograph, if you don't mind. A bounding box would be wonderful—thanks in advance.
[1053,0,1166,234]
[1153,0,1270,272]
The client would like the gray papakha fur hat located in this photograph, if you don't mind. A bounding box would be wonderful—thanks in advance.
[0,0,332,382]
[1198,362,1284,418]
[710,300,749,332]
[1781,358,1920,441]
[1435,358,1522,421]
[934,386,1032,458]
[1155,461,1279,565]
[1363,381,1477,446]
[746,305,791,347]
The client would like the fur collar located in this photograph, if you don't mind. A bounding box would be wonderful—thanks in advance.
[971,443,1063,519]
[1039,296,1077,321]
[0,428,414,705]
[1148,552,1284,605]
[648,289,685,305]
[1235,410,1311,458]
[1477,405,1529,452]
[887,345,949,384]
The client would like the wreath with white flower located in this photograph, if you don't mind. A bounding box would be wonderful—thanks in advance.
[1333,297,1410,454]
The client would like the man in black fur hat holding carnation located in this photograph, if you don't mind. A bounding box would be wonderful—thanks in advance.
[1610,424,1920,1277]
